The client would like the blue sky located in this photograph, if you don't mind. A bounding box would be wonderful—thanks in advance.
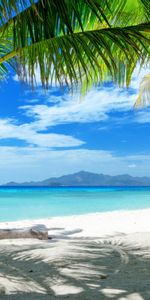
[0,66,150,183]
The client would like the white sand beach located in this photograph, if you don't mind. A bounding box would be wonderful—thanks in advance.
[0,208,150,299]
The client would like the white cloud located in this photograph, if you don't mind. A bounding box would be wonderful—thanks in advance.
[4,66,149,183]
[13,65,42,85]
[2,81,136,149]
[13,65,150,129]
[19,64,150,127]
[0,147,150,184]
[0,119,84,148]
[128,164,136,168]
[20,87,135,129]
[129,66,150,90]
[134,110,150,123]
[12,74,19,82]
[0,80,136,152]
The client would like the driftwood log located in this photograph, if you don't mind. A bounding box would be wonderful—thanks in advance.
[0,226,48,240]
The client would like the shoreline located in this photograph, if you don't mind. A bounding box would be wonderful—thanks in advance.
[0,207,150,238]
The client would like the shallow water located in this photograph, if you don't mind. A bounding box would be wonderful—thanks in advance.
[0,186,150,221]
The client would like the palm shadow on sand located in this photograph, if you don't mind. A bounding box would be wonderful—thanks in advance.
[0,232,150,300]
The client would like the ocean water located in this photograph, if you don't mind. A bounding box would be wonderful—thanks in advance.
[0,187,150,222]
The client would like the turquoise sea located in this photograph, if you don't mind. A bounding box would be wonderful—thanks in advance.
[0,187,150,222]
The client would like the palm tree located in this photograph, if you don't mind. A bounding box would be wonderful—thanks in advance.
[0,0,150,95]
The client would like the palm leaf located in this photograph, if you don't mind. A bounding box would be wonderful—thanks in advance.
[0,0,150,89]
[11,24,150,89]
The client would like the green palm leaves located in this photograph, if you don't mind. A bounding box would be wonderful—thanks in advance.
[0,0,150,92]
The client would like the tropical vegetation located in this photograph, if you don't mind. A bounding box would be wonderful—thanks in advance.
[0,0,150,102]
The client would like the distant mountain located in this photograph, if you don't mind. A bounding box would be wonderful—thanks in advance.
[2,171,150,186]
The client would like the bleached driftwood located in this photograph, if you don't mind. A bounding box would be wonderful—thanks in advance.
[0,226,48,240]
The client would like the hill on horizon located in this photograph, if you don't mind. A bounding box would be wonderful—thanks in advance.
[2,171,150,187]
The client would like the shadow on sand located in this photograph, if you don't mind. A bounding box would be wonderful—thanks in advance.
[0,232,150,299]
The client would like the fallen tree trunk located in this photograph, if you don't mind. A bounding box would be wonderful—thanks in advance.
[0,227,48,240]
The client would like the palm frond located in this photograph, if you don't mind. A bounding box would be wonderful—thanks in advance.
[0,28,16,79]
[13,24,150,89]
[0,0,34,24]
[0,0,150,89]
[140,0,150,20]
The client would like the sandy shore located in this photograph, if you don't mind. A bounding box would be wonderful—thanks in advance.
[0,208,150,299]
